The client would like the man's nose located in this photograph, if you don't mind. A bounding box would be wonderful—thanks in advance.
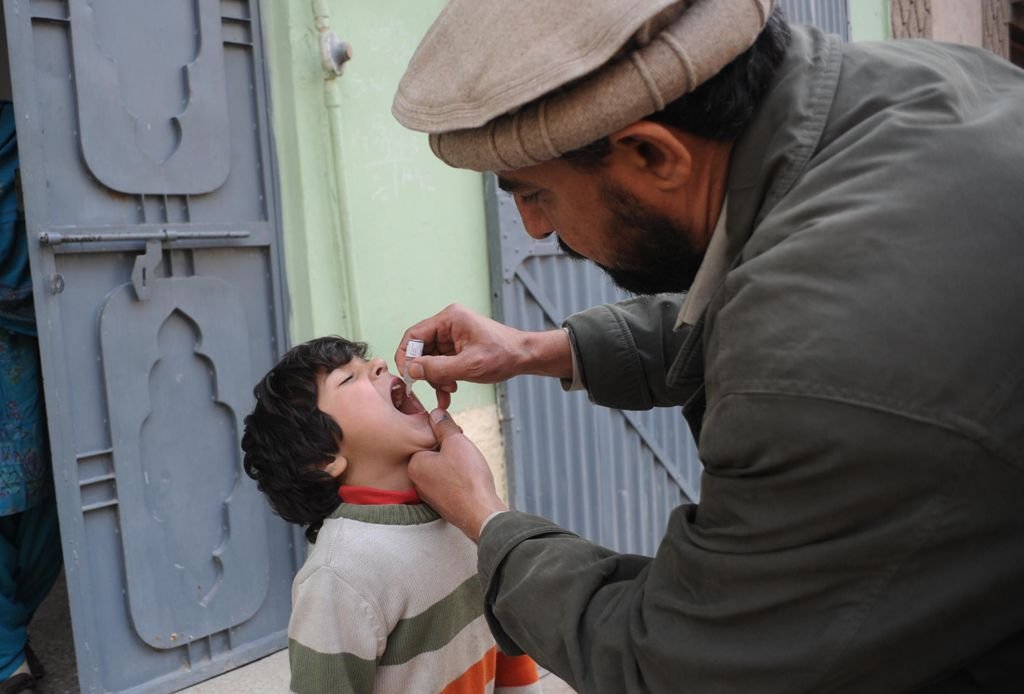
[515,200,555,240]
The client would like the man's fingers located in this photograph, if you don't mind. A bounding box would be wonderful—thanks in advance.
[409,354,469,389]
[435,389,452,411]
[407,449,436,474]
[428,408,464,441]
[396,305,471,365]
[409,354,446,381]
[395,315,449,369]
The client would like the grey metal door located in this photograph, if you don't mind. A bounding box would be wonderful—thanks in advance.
[3,1,300,692]
[485,0,848,559]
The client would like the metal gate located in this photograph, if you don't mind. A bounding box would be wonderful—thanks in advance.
[3,1,300,691]
[486,0,849,556]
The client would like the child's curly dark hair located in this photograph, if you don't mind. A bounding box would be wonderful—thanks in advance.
[241,336,368,543]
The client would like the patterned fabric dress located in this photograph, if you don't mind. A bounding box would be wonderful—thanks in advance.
[0,100,49,517]
[0,100,61,684]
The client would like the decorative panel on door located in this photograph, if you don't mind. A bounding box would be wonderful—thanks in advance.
[69,0,232,194]
[99,271,269,647]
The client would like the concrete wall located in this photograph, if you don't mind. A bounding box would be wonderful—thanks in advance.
[892,0,1014,56]
[261,1,506,482]
[931,0,985,45]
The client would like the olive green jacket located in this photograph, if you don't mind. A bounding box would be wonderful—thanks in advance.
[479,26,1024,694]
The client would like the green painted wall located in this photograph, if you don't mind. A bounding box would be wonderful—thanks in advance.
[849,0,891,41]
[263,0,495,411]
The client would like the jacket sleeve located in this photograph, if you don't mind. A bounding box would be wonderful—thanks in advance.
[563,293,694,410]
[477,392,1024,693]
[289,567,384,694]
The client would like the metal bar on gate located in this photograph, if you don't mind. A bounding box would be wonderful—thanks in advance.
[38,229,251,246]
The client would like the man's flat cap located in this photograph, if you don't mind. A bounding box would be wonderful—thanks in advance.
[394,0,775,172]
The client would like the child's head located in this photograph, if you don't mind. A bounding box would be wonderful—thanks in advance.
[242,336,433,541]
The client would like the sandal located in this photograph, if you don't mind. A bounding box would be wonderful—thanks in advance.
[0,672,34,694]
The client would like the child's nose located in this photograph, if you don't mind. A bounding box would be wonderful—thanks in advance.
[369,358,388,378]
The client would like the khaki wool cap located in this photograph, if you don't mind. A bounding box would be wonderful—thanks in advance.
[393,0,775,172]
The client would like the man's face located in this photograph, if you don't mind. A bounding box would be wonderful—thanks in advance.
[316,357,436,466]
[499,159,704,295]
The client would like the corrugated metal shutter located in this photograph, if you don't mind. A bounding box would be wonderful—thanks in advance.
[780,0,850,39]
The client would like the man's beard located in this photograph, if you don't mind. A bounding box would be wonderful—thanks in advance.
[556,181,705,296]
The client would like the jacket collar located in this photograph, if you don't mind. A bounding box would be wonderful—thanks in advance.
[724,25,843,259]
[665,25,843,421]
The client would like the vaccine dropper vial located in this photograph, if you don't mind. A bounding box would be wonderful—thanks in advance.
[403,338,424,394]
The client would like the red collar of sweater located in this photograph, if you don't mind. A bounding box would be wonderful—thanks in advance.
[338,485,421,505]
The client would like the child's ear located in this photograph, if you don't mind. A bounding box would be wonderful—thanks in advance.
[323,455,348,479]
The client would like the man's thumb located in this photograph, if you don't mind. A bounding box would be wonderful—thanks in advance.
[428,408,464,440]
[409,354,460,383]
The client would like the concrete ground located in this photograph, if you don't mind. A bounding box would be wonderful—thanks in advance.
[27,572,575,693]
[180,652,576,693]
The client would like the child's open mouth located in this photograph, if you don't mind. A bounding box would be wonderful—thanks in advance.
[390,378,427,415]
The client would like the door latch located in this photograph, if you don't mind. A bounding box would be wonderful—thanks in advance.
[131,240,163,302]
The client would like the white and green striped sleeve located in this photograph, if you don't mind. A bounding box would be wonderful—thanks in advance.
[288,566,386,694]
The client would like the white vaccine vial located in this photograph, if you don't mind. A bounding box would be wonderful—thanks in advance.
[403,339,424,393]
[405,338,424,360]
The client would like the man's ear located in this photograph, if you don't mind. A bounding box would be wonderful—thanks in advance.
[323,455,348,479]
[606,121,692,192]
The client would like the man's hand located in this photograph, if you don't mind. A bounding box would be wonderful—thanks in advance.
[395,304,572,396]
[408,409,508,543]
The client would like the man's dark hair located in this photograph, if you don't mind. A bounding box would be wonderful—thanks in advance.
[241,336,368,543]
[562,7,792,168]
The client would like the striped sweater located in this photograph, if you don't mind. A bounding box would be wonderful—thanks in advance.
[289,499,541,693]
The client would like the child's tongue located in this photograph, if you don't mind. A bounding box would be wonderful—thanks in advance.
[391,381,427,415]
[400,391,427,415]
